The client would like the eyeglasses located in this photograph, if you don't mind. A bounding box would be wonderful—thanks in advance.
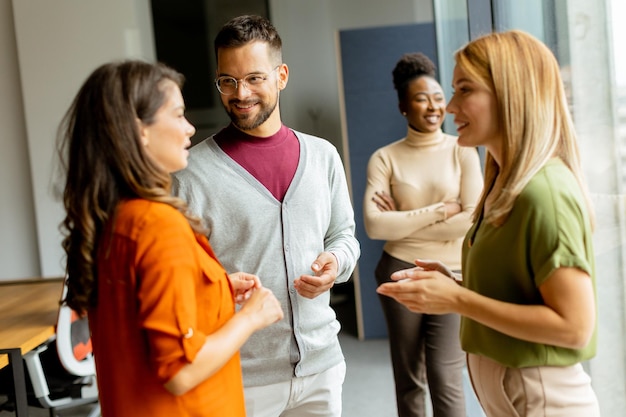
[215,66,280,96]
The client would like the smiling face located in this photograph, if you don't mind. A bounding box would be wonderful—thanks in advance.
[140,80,196,173]
[402,76,446,133]
[447,65,503,161]
[216,41,288,137]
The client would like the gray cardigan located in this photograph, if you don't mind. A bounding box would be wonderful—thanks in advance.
[172,129,360,387]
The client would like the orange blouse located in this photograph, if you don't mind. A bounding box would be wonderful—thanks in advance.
[89,199,245,417]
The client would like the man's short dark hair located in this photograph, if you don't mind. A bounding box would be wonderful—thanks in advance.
[214,15,282,63]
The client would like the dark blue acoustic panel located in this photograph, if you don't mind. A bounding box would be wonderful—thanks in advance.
[339,23,437,339]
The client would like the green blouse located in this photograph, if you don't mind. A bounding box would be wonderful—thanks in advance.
[460,158,597,367]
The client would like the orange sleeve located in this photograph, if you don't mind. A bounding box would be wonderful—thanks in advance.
[133,205,207,384]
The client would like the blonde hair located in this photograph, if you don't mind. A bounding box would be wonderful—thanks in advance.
[455,30,594,227]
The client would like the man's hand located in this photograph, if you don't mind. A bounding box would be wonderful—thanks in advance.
[294,252,338,299]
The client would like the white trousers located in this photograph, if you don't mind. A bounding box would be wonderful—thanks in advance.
[244,361,346,417]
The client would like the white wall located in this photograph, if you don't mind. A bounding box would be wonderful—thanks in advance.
[0,0,39,279]
[5,0,155,278]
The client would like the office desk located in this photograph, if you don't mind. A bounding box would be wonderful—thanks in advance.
[0,278,64,416]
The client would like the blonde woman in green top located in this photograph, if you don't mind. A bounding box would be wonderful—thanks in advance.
[377,30,600,416]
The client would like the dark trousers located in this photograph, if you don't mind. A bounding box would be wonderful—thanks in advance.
[375,251,466,417]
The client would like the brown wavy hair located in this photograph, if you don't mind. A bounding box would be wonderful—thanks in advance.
[57,60,205,314]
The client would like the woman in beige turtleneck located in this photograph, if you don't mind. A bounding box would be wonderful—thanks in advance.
[363,53,483,417]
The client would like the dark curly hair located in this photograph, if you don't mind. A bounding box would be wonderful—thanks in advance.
[392,52,437,102]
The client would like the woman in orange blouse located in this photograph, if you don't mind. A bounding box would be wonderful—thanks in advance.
[57,60,283,417]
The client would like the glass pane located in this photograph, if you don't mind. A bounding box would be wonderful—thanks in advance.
[433,0,469,135]
[612,0,626,192]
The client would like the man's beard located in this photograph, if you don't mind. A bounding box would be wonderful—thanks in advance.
[225,96,278,131]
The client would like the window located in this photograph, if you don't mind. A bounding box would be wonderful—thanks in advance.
[436,0,626,412]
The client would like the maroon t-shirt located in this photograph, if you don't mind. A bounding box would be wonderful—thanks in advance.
[214,124,300,202]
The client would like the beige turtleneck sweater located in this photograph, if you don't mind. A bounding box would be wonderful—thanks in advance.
[363,127,483,269]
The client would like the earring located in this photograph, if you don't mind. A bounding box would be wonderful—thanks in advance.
[402,112,407,116]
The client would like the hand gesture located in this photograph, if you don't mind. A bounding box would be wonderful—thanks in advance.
[294,251,338,299]
[240,287,284,329]
[376,261,462,314]
[228,272,261,304]
[406,259,461,282]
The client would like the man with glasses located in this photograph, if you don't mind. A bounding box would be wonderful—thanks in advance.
[172,14,360,417]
